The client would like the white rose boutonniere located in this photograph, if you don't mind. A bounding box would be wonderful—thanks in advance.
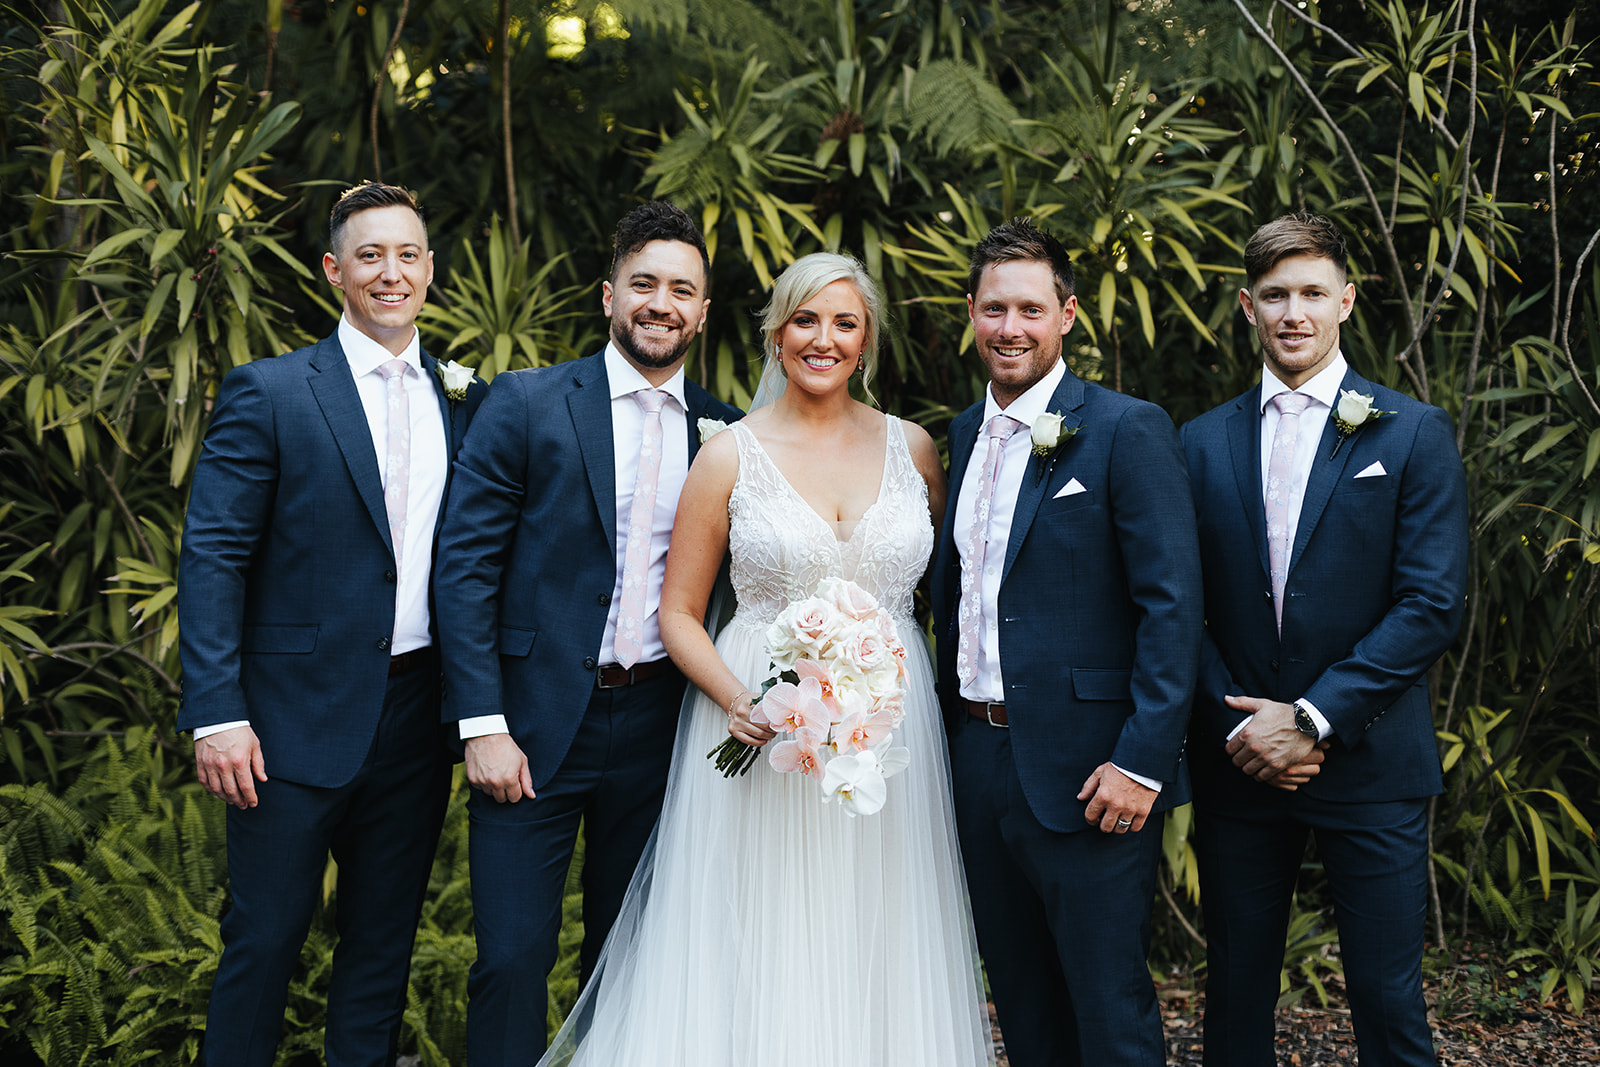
[1029,411,1080,482]
[1329,389,1395,459]
[436,359,475,403]
[698,417,730,443]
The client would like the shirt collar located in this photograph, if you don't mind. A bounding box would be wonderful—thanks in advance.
[983,357,1067,431]
[339,314,421,378]
[1260,351,1348,414]
[604,341,687,410]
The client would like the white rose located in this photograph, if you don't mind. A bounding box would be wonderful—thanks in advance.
[698,417,729,443]
[1031,411,1065,451]
[767,596,838,669]
[819,576,879,620]
[1336,389,1375,427]
[438,359,474,400]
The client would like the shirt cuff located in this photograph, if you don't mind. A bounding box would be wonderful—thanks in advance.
[1298,698,1333,741]
[193,720,250,741]
[459,714,510,740]
[1112,763,1163,794]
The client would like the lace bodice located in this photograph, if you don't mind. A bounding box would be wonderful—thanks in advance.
[726,415,933,626]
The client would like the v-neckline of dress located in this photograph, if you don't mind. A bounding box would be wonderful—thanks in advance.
[737,415,892,548]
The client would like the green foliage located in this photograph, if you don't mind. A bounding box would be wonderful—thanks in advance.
[3,0,1600,1048]
[0,731,222,1065]
[417,215,598,380]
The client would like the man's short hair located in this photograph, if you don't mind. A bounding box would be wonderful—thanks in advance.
[1243,213,1348,287]
[329,181,426,255]
[968,218,1075,306]
[610,201,711,289]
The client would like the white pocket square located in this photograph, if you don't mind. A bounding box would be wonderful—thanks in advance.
[1354,461,1387,479]
[1053,477,1088,499]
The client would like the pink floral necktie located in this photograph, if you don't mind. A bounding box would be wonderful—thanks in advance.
[1266,391,1312,633]
[956,414,1021,689]
[613,389,669,669]
[378,359,411,574]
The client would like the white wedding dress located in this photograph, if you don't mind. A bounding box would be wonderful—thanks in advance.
[538,414,995,1067]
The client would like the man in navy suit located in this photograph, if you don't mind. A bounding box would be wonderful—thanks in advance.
[178,181,486,1067]
[1181,213,1467,1066]
[433,201,741,1064]
[932,219,1202,1067]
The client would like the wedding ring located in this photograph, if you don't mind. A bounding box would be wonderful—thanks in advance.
[1115,818,1132,830]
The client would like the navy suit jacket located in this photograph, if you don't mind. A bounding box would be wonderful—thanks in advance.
[1180,368,1467,805]
[932,368,1203,833]
[178,333,487,788]
[433,351,741,790]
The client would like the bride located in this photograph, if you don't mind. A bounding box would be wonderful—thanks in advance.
[536,253,995,1067]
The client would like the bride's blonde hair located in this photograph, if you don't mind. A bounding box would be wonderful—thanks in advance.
[757,252,885,403]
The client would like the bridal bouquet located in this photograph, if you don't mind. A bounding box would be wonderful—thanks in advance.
[707,576,912,816]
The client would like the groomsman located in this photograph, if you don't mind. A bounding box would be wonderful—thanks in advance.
[434,201,741,1063]
[932,218,1203,1067]
[179,181,486,1066]
[1181,212,1467,1066]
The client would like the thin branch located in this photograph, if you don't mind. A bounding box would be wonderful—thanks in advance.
[1546,97,1562,344]
[1558,225,1600,421]
[369,0,412,181]
[37,640,181,694]
[1270,0,1485,196]
[95,462,155,561]
[499,0,521,246]
[1228,0,1424,395]
[1160,878,1206,948]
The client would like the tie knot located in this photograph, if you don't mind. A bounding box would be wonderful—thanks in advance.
[986,415,1021,441]
[378,358,408,381]
[1273,391,1311,417]
[634,388,668,415]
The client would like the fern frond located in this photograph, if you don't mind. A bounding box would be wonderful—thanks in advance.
[906,59,1022,158]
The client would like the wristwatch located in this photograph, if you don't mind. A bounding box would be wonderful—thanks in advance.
[1292,701,1319,739]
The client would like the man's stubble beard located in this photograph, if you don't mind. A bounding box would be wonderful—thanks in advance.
[613,317,696,371]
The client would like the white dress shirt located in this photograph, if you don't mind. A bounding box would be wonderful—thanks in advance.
[1251,353,1347,740]
[194,316,447,740]
[459,343,690,741]
[952,359,1160,793]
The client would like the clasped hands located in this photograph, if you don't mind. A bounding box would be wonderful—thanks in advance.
[1224,694,1329,791]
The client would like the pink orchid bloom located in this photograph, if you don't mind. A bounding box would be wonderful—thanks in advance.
[760,676,830,735]
[791,659,842,721]
[768,726,827,780]
[835,705,895,752]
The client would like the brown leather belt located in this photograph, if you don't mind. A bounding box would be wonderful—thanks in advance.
[595,658,675,689]
[388,646,434,676]
[966,700,1009,727]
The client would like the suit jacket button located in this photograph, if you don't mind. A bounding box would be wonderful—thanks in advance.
[598,593,611,606]
[583,656,597,670]
[1269,658,1279,671]
[377,637,391,651]
[384,569,396,583]
[1263,589,1273,602]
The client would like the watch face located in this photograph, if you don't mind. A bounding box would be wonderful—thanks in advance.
[1294,706,1317,737]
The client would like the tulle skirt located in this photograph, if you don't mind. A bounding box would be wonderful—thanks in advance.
[536,611,995,1067]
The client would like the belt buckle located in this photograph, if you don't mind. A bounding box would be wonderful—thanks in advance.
[595,663,632,690]
[984,701,1007,728]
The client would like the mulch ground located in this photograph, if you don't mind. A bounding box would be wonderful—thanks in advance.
[985,976,1600,1065]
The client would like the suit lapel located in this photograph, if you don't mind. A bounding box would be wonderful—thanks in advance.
[1288,368,1366,574]
[419,349,458,451]
[1000,371,1085,584]
[683,382,710,466]
[419,349,459,544]
[569,353,619,552]
[308,336,394,558]
[1227,384,1271,582]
